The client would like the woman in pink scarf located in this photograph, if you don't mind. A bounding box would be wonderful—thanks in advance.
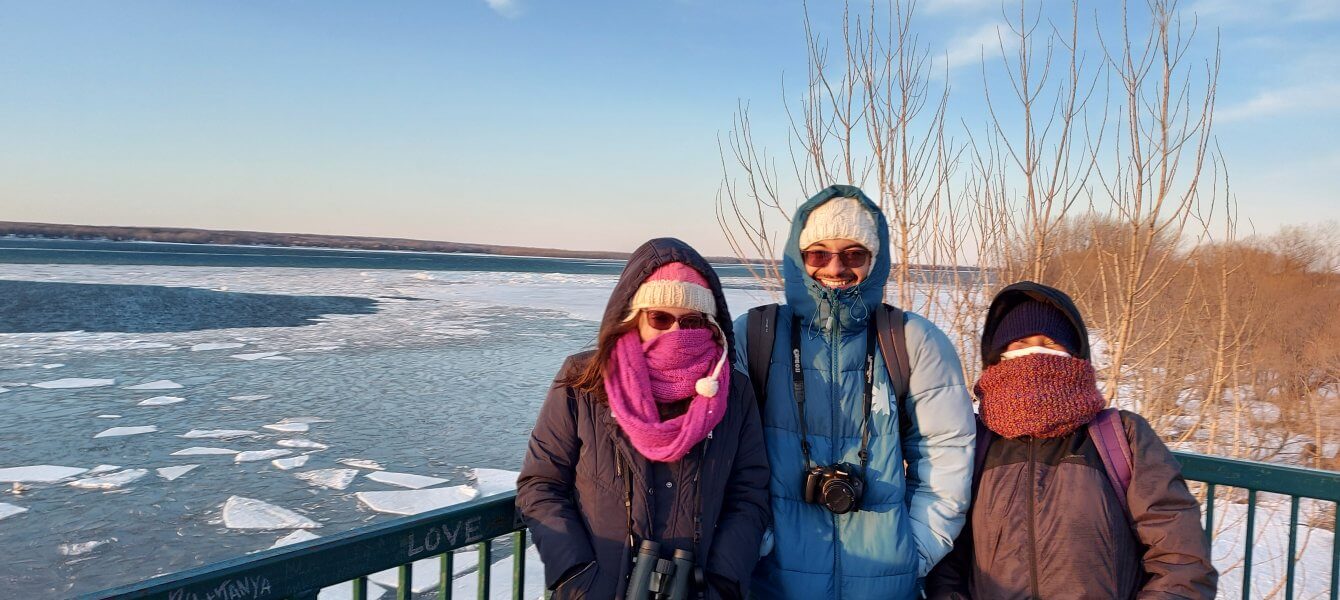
[517,238,770,600]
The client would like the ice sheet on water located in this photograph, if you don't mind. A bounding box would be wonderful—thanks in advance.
[368,556,442,593]
[0,503,29,521]
[157,465,199,481]
[450,545,545,600]
[271,456,309,470]
[180,429,257,439]
[231,352,282,361]
[270,529,320,549]
[124,380,183,390]
[221,496,321,530]
[69,469,149,489]
[138,396,186,406]
[260,356,293,361]
[470,468,519,497]
[227,395,272,401]
[171,447,238,456]
[95,415,121,419]
[279,417,332,424]
[263,423,309,433]
[235,450,292,463]
[364,471,448,490]
[338,458,384,470]
[58,539,114,556]
[277,439,328,450]
[355,486,478,516]
[86,465,120,475]
[94,426,158,438]
[32,378,115,389]
[192,343,245,352]
[319,580,387,600]
[0,388,8,394]
[42,364,64,369]
[295,469,359,490]
[0,465,88,483]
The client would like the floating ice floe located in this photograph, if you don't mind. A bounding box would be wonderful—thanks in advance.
[157,465,199,481]
[180,429,257,439]
[270,529,320,549]
[58,539,114,556]
[355,486,478,516]
[277,439,328,450]
[221,496,321,530]
[263,423,309,433]
[171,447,238,456]
[279,417,332,424]
[94,426,158,438]
[69,469,149,489]
[0,388,8,394]
[365,471,448,490]
[260,356,293,361]
[124,380,184,390]
[338,459,384,471]
[42,364,64,369]
[470,468,519,497]
[0,503,28,521]
[235,450,292,463]
[451,545,546,600]
[272,456,309,470]
[86,465,120,476]
[231,352,282,361]
[138,396,186,406]
[227,395,272,401]
[369,556,445,594]
[0,465,89,483]
[192,342,245,352]
[32,378,115,389]
[294,469,359,491]
[95,415,122,419]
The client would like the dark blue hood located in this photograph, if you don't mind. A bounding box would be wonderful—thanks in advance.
[783,185,890,334]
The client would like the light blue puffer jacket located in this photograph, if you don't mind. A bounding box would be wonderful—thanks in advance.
[735,185,975,599]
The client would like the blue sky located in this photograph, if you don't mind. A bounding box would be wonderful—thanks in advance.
[1,0,1336,257]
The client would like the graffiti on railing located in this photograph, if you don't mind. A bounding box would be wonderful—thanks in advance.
[165,575,272,600]
[406,514,485,558]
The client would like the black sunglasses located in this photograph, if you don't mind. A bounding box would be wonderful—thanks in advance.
[643,310,709,331]
[801,248,872,268]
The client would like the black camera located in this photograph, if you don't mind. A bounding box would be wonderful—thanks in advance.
[803,463,865,514]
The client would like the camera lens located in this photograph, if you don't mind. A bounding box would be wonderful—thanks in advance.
[822,479,857,514]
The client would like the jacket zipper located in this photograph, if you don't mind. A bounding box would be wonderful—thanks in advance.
[1027,438,1040,599]
[827,295,843,599]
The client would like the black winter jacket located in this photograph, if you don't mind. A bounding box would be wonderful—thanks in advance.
[516,238,771,600]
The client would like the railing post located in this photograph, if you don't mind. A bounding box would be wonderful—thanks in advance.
[1204,483,1216,544]
[353,576,369,600]
[513,530,527,600]
[1242,489,1257,600]
[479,539,493,600]
[440,552,454,600]
[1286,496,1299,600]
[398,563,414,600]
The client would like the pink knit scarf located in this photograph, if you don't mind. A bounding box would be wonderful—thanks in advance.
[604,329,729,462]
[975,353,1106,439]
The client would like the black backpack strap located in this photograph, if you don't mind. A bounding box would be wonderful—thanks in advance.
[874,303,912,410]
[746,304,779,410]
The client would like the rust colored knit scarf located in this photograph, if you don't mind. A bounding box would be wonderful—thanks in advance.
[975,354,1106,439]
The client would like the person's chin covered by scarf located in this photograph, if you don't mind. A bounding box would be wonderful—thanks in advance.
[974,300,1105,440]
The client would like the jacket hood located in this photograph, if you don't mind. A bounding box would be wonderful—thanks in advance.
[783,185,891,333]
[600,237,735,356]
[980,281,1091,367]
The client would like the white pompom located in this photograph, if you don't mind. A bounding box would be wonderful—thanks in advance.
[696,377,719,397]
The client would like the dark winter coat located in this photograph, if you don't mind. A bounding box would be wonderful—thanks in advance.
[516,238,771,600]
[925,281,1217,599]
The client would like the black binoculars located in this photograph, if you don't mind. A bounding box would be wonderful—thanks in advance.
[625,539,702,600]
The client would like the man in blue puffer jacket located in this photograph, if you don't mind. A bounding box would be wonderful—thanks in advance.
[735,185,975,599]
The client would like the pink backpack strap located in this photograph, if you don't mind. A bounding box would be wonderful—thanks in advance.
[1087,408,1134,518]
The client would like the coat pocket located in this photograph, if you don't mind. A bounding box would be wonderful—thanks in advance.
[553,561,599,599]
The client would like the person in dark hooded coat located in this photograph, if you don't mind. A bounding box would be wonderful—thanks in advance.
[517,238,770,600]
[925,281,1217,599]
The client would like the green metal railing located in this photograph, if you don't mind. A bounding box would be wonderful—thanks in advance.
[85,453,1340,600]
[1173,451,1340,600]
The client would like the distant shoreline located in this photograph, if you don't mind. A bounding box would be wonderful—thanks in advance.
[0,221,976,272]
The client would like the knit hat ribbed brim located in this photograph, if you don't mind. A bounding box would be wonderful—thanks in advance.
[990,300,1082,356]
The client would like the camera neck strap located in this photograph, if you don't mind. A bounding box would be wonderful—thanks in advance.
[790,315,878,471]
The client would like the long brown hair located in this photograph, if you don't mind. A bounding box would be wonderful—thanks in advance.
[559,316,641,397]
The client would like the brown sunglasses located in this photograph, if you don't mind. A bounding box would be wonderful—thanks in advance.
[801,248,872,268]
[643,310,709,331]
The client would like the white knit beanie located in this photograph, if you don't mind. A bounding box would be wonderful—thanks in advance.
[798,197,880,256]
